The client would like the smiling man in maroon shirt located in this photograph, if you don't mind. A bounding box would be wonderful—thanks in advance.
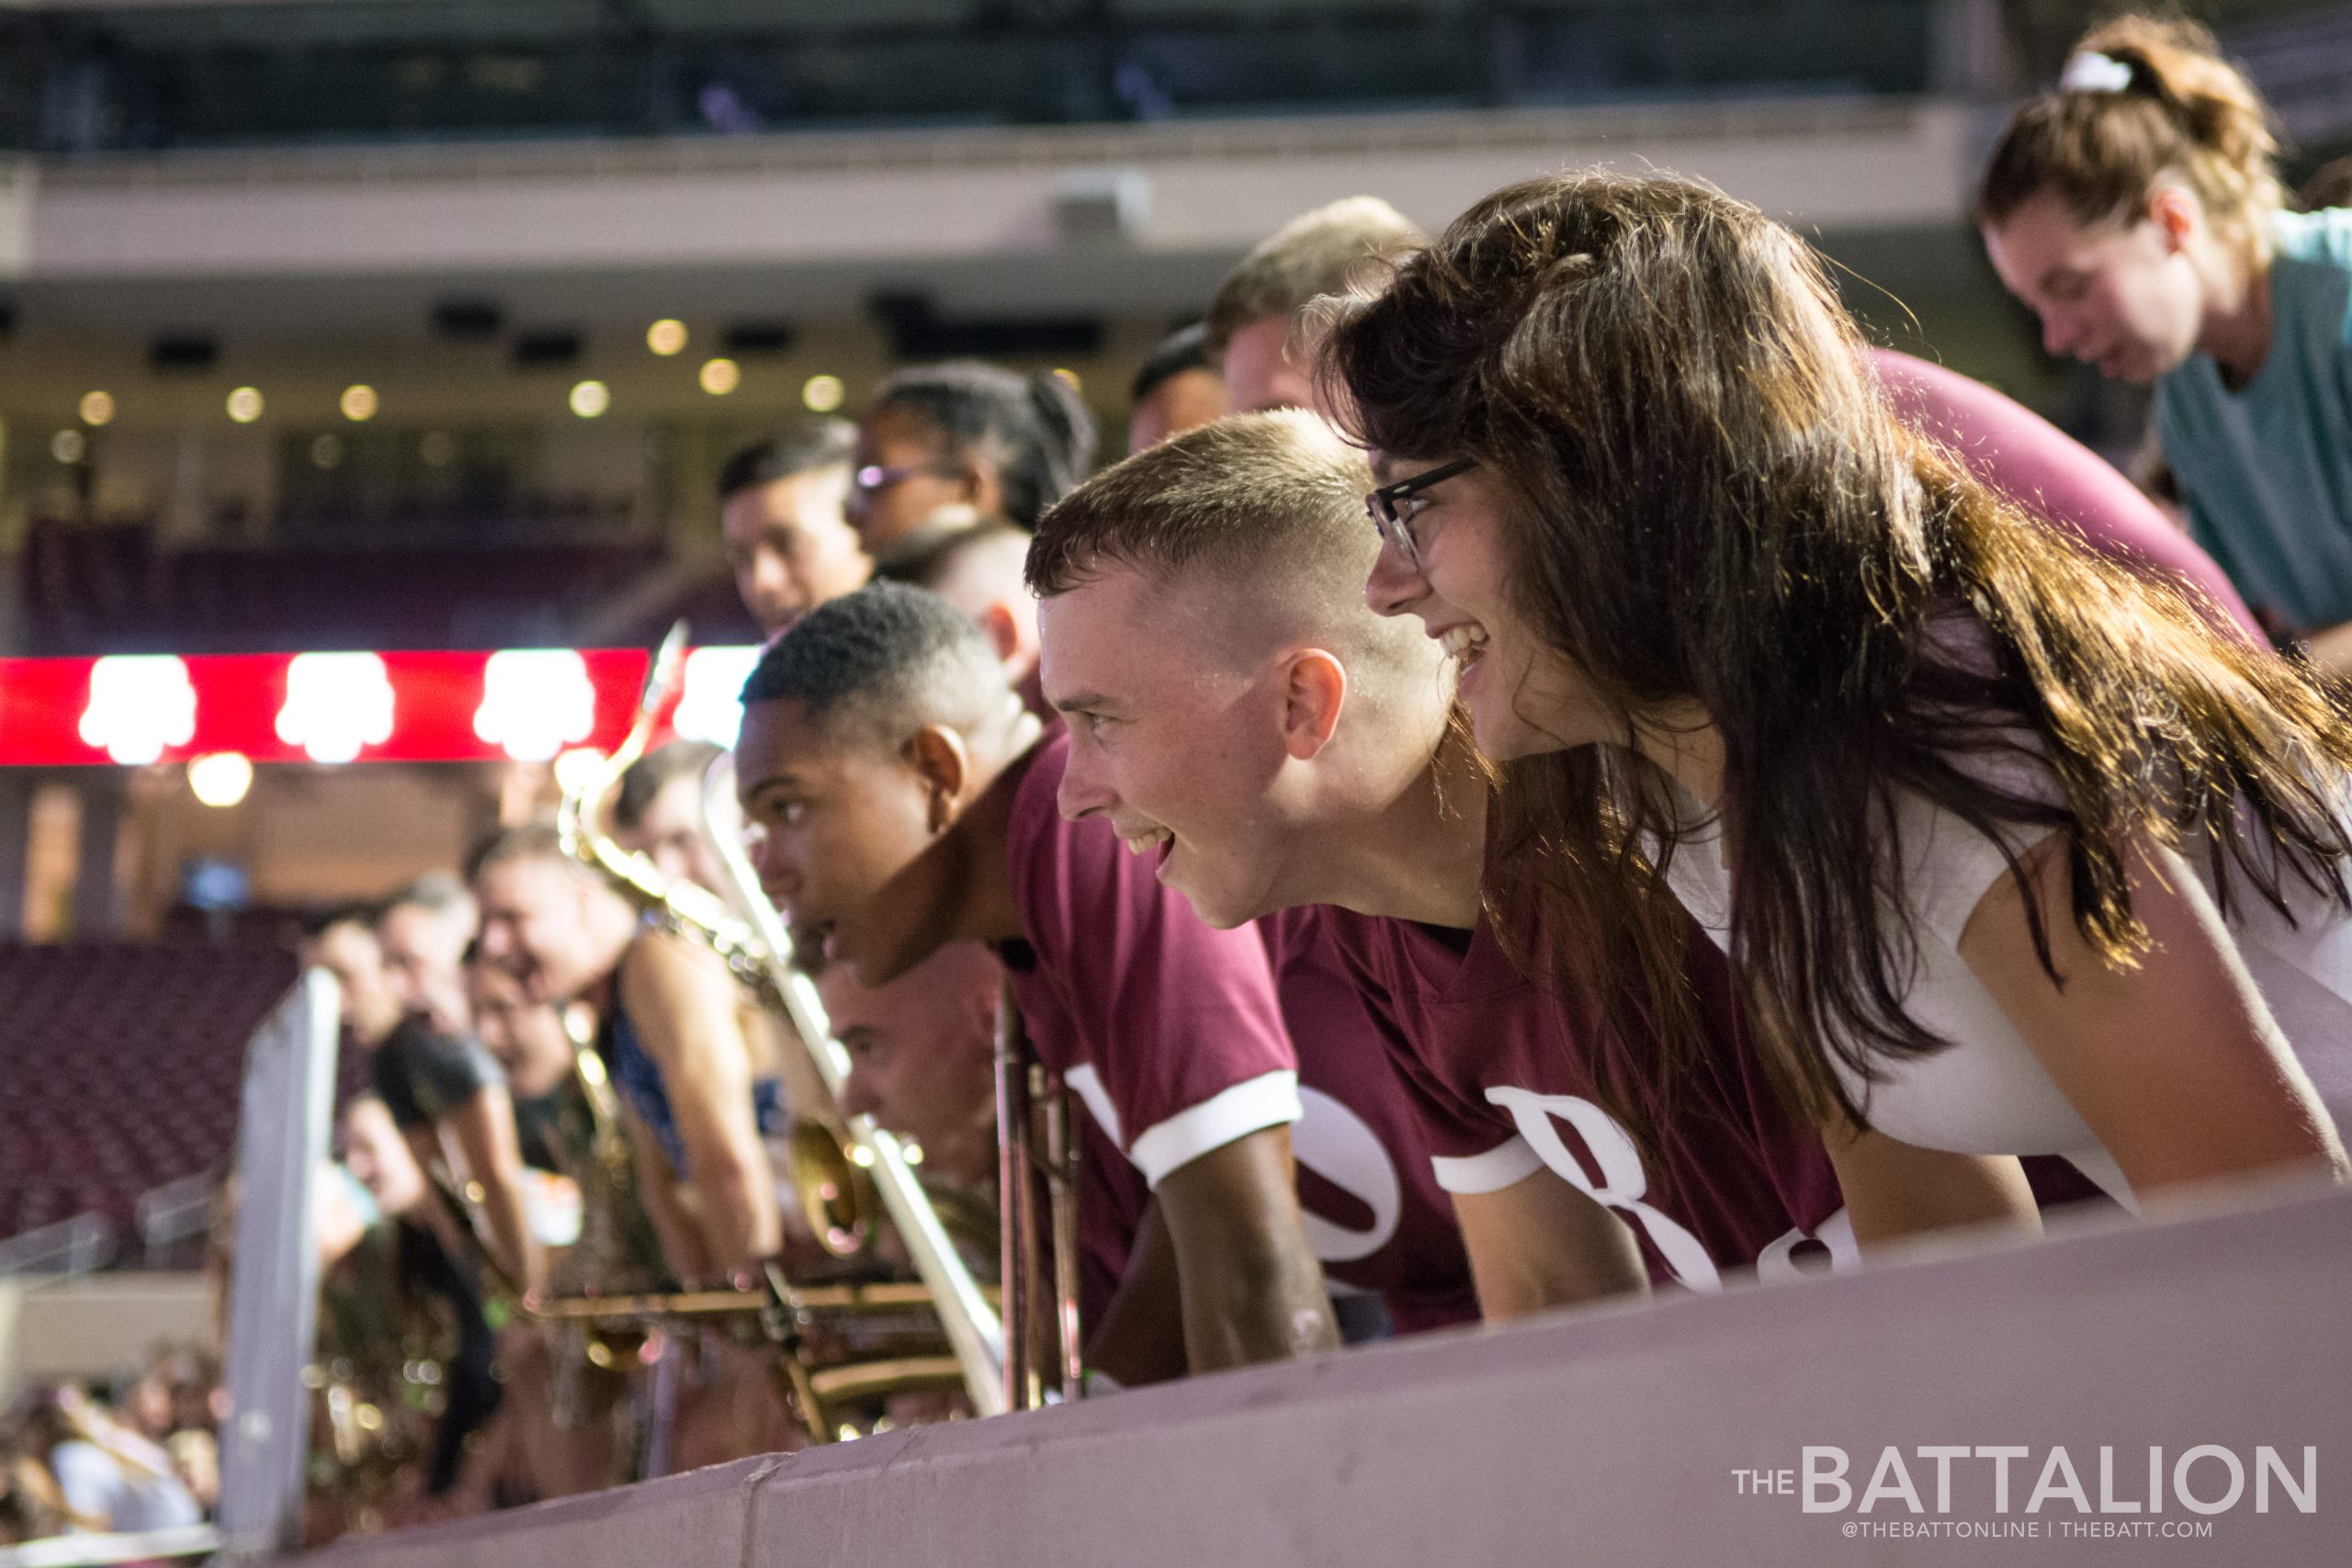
[732,581,1476,1380]
[1027,411,1859,1314]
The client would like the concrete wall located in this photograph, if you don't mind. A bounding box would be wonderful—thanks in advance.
[16,99,1973,285]
[0,1271,215,1401]
[304,1185,2352,1567]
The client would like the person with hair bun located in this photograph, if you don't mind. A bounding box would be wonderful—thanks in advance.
[1324,169,2352,1247]
[1978,16,2352,659]
[849,361,1097,550]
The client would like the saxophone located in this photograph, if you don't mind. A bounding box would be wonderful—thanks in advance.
[548,623,1012,1432]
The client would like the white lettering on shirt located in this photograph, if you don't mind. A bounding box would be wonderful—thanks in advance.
[1292,1087,1401,1263]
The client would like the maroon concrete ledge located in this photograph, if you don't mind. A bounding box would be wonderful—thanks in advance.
[306,1185,2352,1566]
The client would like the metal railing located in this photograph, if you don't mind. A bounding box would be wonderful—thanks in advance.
[0,1526,220,1568]
[0,1212,119,1278]
[135,1172,218,1269]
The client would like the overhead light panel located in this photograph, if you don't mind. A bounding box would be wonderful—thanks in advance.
[722,321,794,356]
[149,335,219,374]
[514,331,584,368]
[431,299,504,341]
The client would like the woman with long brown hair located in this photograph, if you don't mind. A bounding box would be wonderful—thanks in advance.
[1318,169,2352,1245]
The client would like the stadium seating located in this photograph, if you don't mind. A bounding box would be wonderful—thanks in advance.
[0,942,304,1243]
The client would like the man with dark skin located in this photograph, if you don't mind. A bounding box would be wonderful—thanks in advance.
[735,582,1339,1374]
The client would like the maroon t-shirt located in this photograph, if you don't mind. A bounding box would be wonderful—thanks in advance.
[1308,902,1850,1292]
[1259,908,1481,1332]
[1873,349,2260,638]
[1003,729,1475,1330]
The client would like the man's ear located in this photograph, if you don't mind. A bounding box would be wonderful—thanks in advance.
[1280,649,1348,761]
[976,601,1022,664]
[2148,183,2200,251]
[908,723,976,832]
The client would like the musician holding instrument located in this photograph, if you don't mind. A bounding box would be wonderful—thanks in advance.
[736,582,1472,1380]
[469,823,786,1290]
[372,877,545,1301]
[326,1096,502,1520]
[817,945,1003,1199]
[463,953,675,1498]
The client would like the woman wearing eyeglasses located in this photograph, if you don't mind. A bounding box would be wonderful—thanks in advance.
[849,361,1098,551]
[1978,16,2352,669]
[1321,169,2352,1247]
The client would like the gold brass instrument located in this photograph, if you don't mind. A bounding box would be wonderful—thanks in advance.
[697,644,1087,1415]
[557,621,1011,1428]
[993,991,1083,1409]
[696,746,1012,1416]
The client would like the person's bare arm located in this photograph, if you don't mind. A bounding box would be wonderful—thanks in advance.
[1961,830,2347,1202]
[618,933,783,1275]
[444,1088,545,1296]
[1820,1122,2039,1251]
[622,1107,710,1286]
[2296,619,2352,679]
[1081,1200,1188,1387]
[1452,1168,1647,1321]
[1154,1124,1336,1372]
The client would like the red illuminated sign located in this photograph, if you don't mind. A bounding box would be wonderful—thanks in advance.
[0,646,763,766]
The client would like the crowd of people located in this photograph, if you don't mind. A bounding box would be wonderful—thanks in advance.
[27,12,2349,1546]
[2,1348,219,1546]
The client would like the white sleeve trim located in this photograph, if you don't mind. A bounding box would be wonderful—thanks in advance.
[1429,1135,1544,1195]
[1062,1064,1122,1147]
[1128,1069,1302,1189]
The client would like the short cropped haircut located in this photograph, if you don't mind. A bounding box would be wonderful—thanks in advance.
[1203,197,1423,355]
[1028,410,1425,690]
[614,739,723,831]
[379,872,474,926]
[717,419,856,503]
[740,581,1012,745]
[464,820,569,884]
[1130,322,1217,405]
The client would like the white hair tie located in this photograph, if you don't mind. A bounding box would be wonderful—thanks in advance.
[2059,51,2134,95]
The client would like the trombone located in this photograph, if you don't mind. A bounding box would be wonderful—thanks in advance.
[555,623,1012,1428]
[696,677,1084,1412]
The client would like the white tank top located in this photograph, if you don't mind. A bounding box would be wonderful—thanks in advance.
[1661,752,2352,1209]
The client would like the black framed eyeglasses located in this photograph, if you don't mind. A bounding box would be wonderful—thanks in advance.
[1365,457,1476,569]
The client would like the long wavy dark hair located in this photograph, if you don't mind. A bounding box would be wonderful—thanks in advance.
[1316,170,2352,1146]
